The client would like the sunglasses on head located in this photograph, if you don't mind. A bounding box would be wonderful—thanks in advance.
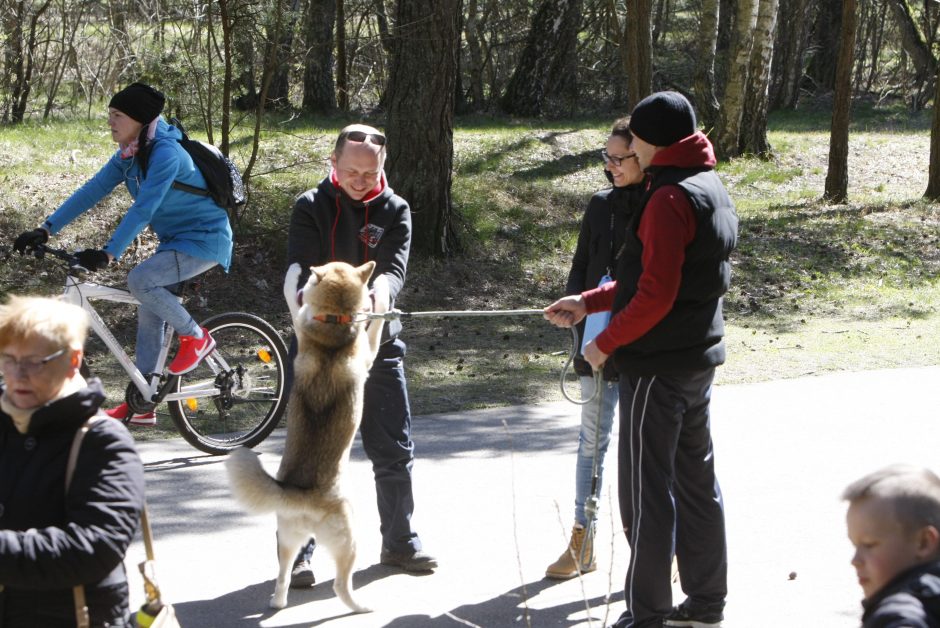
[339,130,386,146]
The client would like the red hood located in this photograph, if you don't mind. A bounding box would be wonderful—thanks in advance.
[329,168,388,204]
[648,131,717,170]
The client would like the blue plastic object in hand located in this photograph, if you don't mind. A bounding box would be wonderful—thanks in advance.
[581,274,613,354]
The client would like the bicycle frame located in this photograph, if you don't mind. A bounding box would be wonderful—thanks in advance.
[60,271,230,406]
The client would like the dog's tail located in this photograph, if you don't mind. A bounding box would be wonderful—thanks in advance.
[226,447,317,514]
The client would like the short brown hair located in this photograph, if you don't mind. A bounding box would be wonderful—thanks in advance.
[843,465,940,534]
[610,117,633,144]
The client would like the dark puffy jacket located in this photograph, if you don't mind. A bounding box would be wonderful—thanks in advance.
[566,182,644,379]
[287,172,411,342]
[862,560,940,628]
[0,379,145,628]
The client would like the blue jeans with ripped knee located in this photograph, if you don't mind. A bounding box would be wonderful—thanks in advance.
[126,250,217,375]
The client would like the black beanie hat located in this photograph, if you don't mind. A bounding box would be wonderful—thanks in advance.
[108,82,165,124]
[629,91,697,147]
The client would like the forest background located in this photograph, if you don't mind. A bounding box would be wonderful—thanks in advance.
[0,0,938,427]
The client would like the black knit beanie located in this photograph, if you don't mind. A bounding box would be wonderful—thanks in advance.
[108,82,165,124]
[629,91,697,147]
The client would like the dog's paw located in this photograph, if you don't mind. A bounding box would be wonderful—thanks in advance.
[269,593,288,610]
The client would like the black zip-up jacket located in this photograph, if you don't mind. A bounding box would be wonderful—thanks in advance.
[566,182,644,379]
[287,173,411,341]
[862,560,940,628]
[0,379,145,627]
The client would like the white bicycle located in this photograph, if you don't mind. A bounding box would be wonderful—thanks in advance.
[29,244,289,455]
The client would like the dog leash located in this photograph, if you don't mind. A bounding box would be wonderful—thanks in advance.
[360,308,600,405]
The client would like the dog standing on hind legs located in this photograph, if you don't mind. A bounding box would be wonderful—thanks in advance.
[225,260,384,613]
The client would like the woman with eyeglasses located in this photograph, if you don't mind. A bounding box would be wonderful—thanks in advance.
[0,294,145,627]
[545,117,646,580]
[11,82,234,426]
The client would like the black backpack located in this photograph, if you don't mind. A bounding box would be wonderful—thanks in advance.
[138,118,246,216]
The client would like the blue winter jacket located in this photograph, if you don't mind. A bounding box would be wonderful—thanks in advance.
[43,117,233,271]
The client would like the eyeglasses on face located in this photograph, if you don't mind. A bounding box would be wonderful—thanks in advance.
[0,348,67,378]
[601,149,636,167]
[338,130,387,146]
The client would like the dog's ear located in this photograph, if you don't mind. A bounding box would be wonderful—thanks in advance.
[311,265,327,284]
[357,261,376,285]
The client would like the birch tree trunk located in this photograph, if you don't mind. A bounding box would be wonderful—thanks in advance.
[739,0,778,156]
[694,0,720,130]
[716,0,757,159]
[499,0,582,116]
[824,0,858,203]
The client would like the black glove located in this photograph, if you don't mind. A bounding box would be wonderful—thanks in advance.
[13,228,48,254]
[75,248,111,270]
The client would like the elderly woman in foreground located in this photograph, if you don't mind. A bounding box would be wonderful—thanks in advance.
[0,295,145,627]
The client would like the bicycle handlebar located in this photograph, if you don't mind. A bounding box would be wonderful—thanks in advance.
[27,243,91,277]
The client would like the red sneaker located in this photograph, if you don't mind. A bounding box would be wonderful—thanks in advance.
[105,402,157,426]
[167,327,216,375]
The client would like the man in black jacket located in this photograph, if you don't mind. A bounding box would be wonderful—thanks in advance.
[285,124,436,585]
[545,92,738,628]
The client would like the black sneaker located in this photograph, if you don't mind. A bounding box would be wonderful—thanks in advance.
[289,559,316,588]
[379,548,438,572]
[607,609,633,628]
[663,599,724,627]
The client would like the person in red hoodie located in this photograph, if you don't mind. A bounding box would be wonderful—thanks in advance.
[544,91,738,628]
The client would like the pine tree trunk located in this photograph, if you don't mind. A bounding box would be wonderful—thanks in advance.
[386,0,461,256]
[924,63,940,198]
[301,0,337,112]
[739,0,778,157]
[824,0,858,203]
[716,0,757,159]
[626,0,653,107]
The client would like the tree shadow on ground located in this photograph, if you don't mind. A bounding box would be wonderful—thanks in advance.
[383,578,624,627]
[727,201,940,331]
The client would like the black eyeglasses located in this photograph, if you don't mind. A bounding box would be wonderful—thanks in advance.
[601,149,636,167]
[0,348,67,377]
[338,130,386,146]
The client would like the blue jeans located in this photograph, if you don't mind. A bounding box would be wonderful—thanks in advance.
[574,375,618,527]
[126,250,217,374]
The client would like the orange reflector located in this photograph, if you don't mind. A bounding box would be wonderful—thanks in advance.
[257,348,272,363]
[186,398,198,412]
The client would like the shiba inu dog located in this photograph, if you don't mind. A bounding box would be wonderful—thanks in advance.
[226,260,384,613]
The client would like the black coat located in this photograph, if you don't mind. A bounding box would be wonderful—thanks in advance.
[566,182,645,379]
[862,560,940,628]
[0,379,145,628]
[287,173,411,342]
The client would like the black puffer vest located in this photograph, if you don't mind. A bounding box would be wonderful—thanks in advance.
[611,166,738,375]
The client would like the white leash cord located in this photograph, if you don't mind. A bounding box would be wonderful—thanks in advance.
[362,308,600,405]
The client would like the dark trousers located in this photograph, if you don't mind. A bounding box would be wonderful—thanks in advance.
[288,336,420,563]
[617,369,727,627]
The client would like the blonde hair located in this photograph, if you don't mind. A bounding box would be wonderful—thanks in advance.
[843,465,940,534]
[0,295,89,350]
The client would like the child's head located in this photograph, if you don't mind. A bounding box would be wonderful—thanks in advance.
[843,465,940,599]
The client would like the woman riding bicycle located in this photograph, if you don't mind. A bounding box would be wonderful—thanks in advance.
[12,82,233,426]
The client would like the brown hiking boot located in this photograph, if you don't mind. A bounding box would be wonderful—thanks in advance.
[545,526,596,580]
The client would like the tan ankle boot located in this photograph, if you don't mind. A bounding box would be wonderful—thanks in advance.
[545,526,597,579]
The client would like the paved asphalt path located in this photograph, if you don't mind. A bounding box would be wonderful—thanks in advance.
[125,366,939,627]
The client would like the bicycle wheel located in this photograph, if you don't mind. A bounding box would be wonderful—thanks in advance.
[167,312,289,455]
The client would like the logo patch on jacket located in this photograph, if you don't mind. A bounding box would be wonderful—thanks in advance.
[359,224,384,248]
